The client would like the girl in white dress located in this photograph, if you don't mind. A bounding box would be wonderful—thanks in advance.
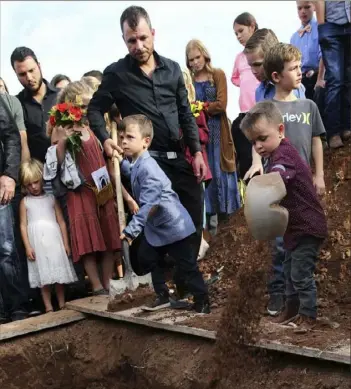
[19,159,77,313]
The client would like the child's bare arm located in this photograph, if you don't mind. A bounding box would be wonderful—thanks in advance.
[243,146,264,181]
[54,199,71,256]
[19,199,35,261]
[312,136,325,195]
[314,1,326,24]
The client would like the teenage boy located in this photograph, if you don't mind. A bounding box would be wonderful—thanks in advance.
[117,114,210,314]
[241,101,327,329]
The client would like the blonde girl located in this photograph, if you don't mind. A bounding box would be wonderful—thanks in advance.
[19,159,77,312]
[186,39,240,236]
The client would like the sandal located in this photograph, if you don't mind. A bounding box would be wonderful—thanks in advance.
[45,309,53,313]
[92,288,109,296]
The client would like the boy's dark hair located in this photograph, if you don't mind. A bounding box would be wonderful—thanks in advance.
[120,6,152,33]
[234,12,258,31]
[118,114,154,141]
[10,46,38,69]
[264,43,302,84]
[82,70,103,81]
[50,74,71,88]
[244,28,279,55]
[240,101,283,137]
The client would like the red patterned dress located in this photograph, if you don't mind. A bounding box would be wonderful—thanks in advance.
[67,130,121,262]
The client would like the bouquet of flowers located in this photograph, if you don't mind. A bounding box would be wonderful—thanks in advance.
[190,100,209,118]
[48,102,86,161]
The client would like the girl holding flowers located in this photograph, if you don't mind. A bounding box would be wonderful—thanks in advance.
[47,81,135,294]
[186,40,240,236]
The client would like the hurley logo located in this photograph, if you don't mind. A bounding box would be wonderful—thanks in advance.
[282,112,311,125]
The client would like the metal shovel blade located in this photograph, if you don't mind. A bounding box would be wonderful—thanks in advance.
[244,172,289,240]
[121,239,139,291]
[109,240,139,299]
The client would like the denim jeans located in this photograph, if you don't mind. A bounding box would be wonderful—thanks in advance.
[0,204,28,317]
[267,236,286,297]
[284,236,323,319]
[318,22,351,138]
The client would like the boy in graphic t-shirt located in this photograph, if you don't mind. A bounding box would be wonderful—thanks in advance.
[244,42,326,318]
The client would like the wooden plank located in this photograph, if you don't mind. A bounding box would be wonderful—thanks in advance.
[0,309,86,341]
[67,296,350,365]
[66,297,216,340]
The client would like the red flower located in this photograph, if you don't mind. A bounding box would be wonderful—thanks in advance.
[69,106,82,121]
[57,103,68,112]
[49,115,56,126]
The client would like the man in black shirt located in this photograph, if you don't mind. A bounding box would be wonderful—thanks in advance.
[11,47,58,163]
[88,6,207,307]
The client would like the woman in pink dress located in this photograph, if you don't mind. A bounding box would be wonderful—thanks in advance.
[231,12,260,180]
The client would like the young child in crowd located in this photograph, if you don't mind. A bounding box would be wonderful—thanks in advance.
[244,28,306,103]
[240,101,327,329]
[244,41,326,317]
[46,81,137,295]
[19,159,77,313]
[117,114,210,314]
[231,12,260,179]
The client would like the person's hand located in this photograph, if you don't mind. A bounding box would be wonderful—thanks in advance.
[64,243,71,257]
[104,139,123,158]
[120,233,133,246]
[192,152,207,183]
[26,247,36,261]
[315,79,326,89]
[127,198,139,215]
[0,175,16,205]
[243,163,264,182]
[305,70,315,78]
[313,174,326,196]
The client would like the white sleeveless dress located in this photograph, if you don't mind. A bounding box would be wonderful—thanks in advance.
[25,194,77,288]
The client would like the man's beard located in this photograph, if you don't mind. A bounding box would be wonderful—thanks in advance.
[134,45,154,65]
[24,73,43,94]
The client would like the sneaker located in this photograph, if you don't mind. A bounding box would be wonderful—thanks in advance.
[150,292,170,308]
[193,298,211,314]
[11,310,29,322]
[341,130,351,141]
[271,299,300,324]
[0,316,10,325]
[329,135,344,149]
[267,294,285,316]
[290,314,316,333]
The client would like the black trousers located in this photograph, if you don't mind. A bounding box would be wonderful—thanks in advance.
[154,155,204,257]
[138,235,208,300]
[148,154,204,294]
[231,113,252,180]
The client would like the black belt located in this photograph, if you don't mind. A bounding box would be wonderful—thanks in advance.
[149,150,179,159]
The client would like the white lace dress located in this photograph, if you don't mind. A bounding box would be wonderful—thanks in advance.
[25,194,77,288]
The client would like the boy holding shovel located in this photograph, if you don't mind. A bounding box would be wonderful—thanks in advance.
[241,101,327,330]
[116,114,210,314]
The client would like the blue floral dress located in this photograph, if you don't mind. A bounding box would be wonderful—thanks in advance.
[195,81,240,216]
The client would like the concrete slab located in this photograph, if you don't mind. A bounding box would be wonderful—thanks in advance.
[0,309,86,342]
[66,296,350,366]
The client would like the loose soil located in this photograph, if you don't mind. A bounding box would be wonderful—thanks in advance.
[0,318,349,389]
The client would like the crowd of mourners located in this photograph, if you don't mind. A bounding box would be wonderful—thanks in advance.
[0,1,350,330]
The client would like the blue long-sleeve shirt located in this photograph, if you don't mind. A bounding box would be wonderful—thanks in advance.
[290,18,321,73]
[255,82,306,102]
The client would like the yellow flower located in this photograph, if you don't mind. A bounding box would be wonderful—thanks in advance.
[194,113,200,118]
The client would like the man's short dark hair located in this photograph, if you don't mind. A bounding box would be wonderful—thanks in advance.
[82,70,103,81]
[120,6,152,33]
[10,47,38,69]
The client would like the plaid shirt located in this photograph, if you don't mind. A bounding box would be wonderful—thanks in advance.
[267,139,327,250]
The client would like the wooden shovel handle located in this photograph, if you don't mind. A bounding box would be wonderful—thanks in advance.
[111,122,126,231]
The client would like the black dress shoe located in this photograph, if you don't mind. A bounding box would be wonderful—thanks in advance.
[11,310,29,321]
[0,316,10,325]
